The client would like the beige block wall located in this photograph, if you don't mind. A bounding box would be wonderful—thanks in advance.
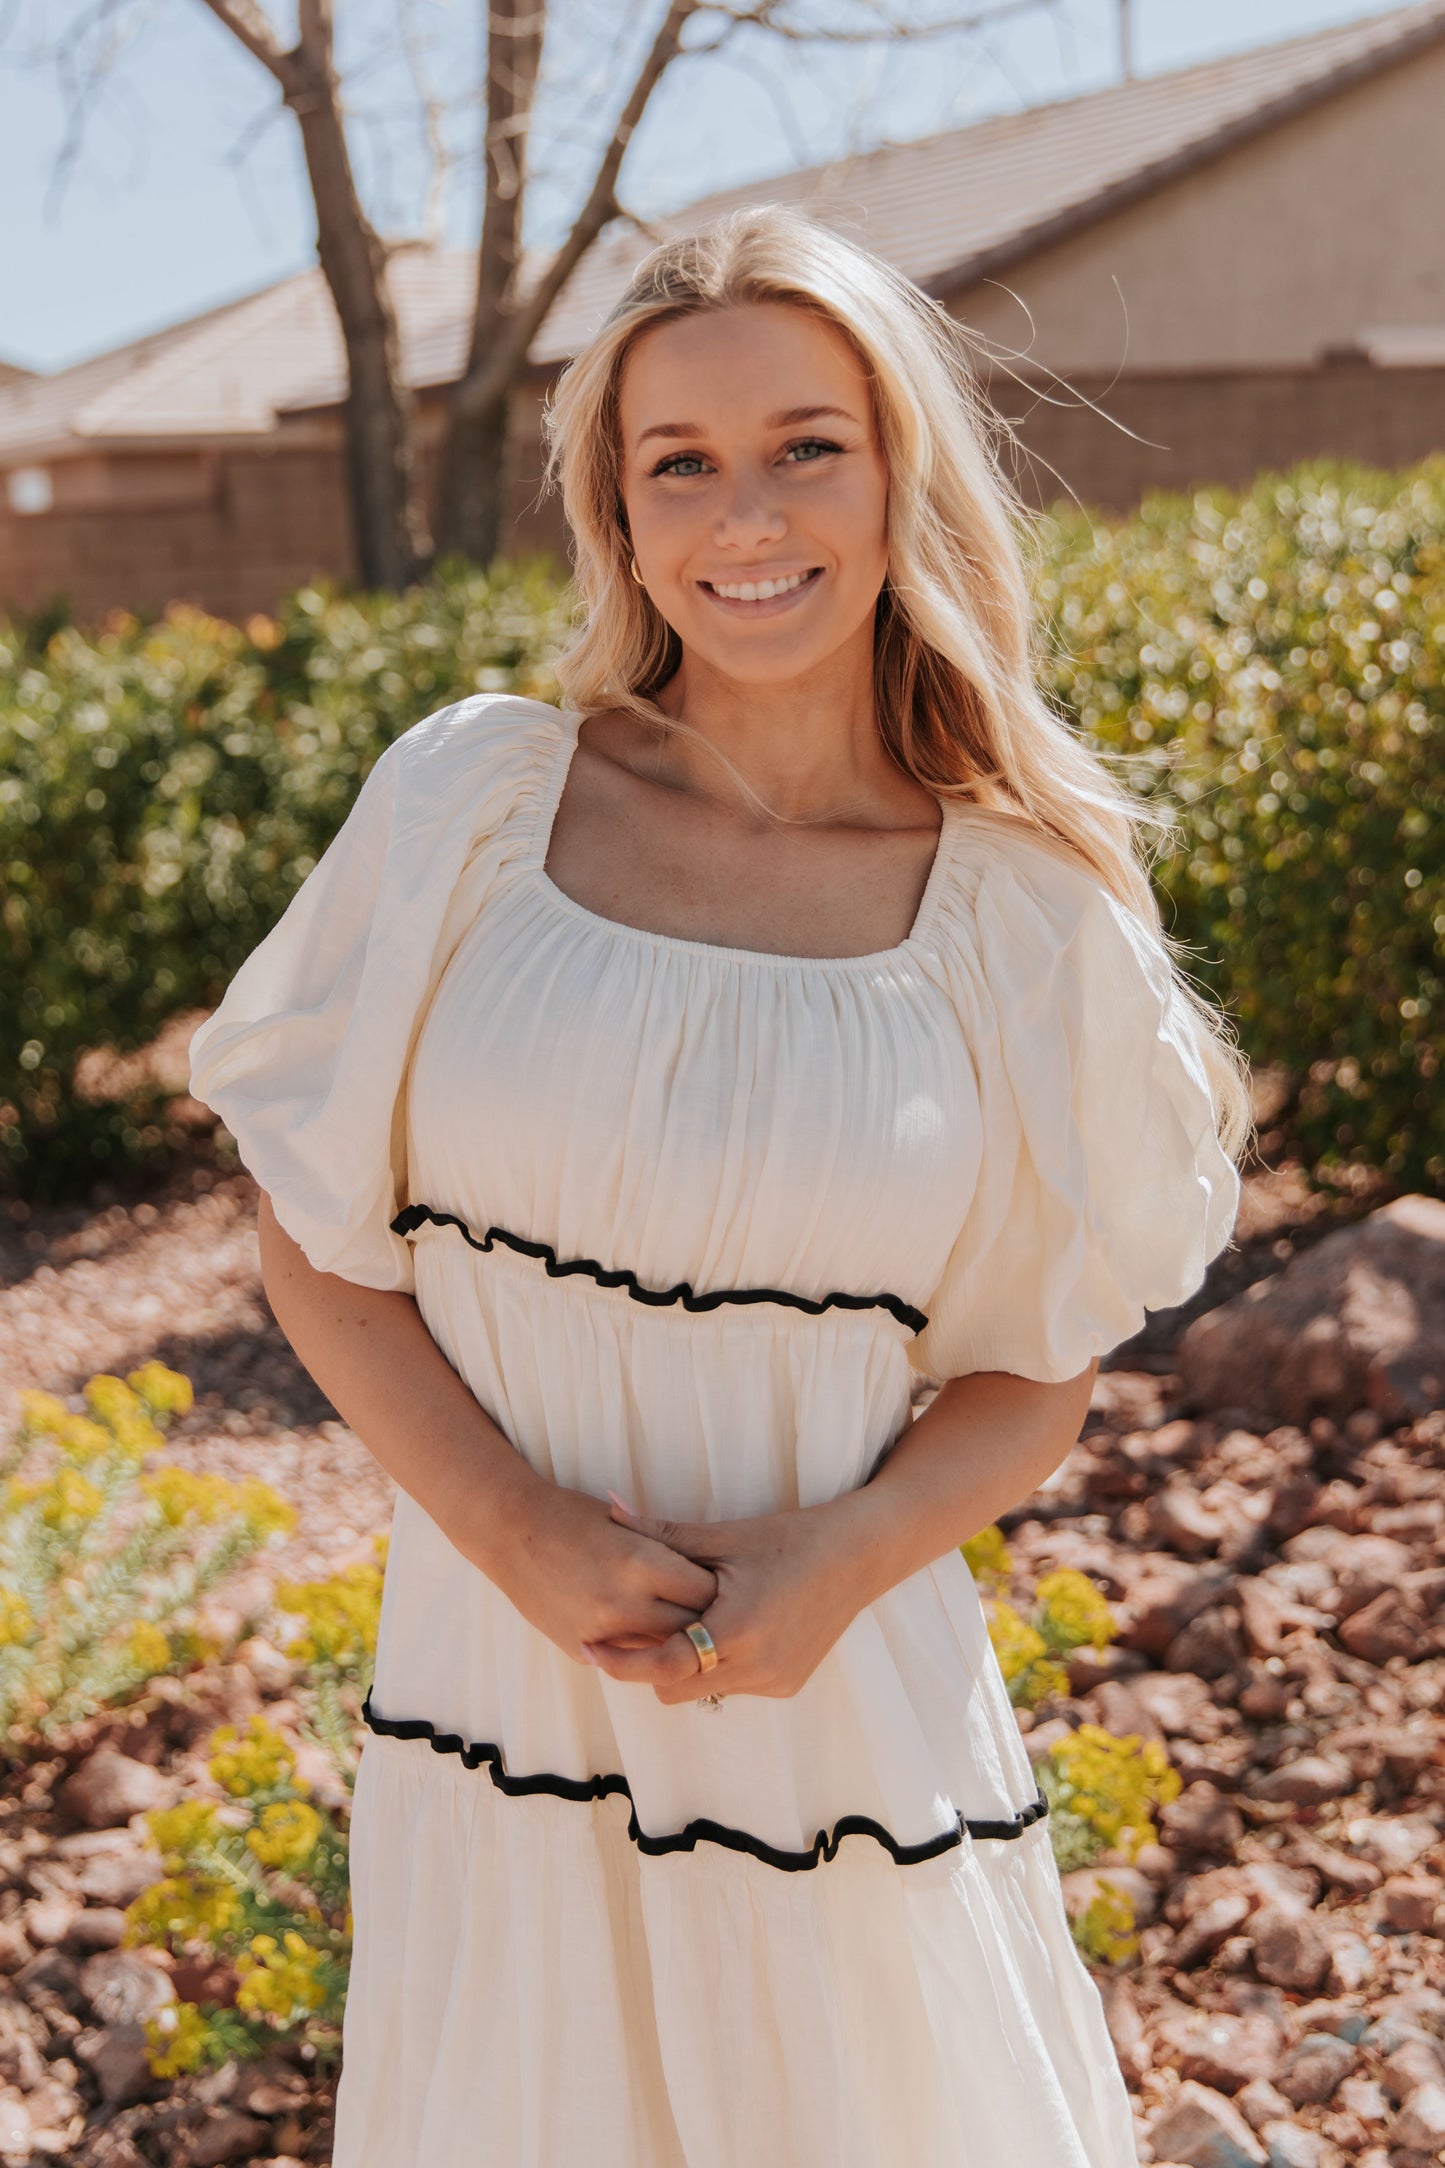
[953,42,1445,376]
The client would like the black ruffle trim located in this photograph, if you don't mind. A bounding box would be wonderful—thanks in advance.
[360,1691,1049,1870]
[390,1203,929,1336]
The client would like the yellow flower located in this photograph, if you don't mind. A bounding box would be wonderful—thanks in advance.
[1073,1879,1140,1966]
[123,1873,241,1948]
[126,1362,194,1419]
[39,1467,106,1528]
[987,1600,1068,1707]
[234,1478,297,1542]
[141,1466,237,1526]
[961,1524,1012,1587]
[234,1927,327,2017]
[0,1586,35,1648]
[126,1619,172,1674]
[1045,1723,1182,1861]
[56,1414,115,1464]
[1035,1569,1117,1654]
[274,1561,382,1667]
[84,1375,144,1423]
[245,1798,323,1871]
[145,1800,222,1870]
[144,1999,209,2077]
[17,1390,70,1440]
[208,1713,304,1799]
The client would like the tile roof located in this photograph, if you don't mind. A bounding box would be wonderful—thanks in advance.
[4,0,1443,463]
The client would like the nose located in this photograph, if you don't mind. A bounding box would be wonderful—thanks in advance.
[712,465,786,553]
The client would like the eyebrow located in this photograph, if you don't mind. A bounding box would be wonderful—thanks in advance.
[634,404,860,450]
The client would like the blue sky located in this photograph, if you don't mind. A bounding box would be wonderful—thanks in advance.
[0,0,1412,373]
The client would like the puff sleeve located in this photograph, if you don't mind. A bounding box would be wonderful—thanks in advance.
[908,818,1242,1385]
[186,693,563,1296]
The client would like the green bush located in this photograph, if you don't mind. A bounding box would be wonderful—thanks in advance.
[0,556,572,1195]
[1039,457,1444,1187]
[4,461,1441,1198]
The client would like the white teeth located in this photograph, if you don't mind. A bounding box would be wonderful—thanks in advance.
[708,570,815,601]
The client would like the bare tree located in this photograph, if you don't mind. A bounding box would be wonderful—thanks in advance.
[19,0,1062,587]
[197,0,431,589]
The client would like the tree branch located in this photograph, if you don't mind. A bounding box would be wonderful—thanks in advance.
[195,0,296,86]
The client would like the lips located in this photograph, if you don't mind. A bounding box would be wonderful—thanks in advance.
[698,566,824,610]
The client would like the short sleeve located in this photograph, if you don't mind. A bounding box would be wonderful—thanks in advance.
[908,819,1242,1385]
[186,693,564,1295]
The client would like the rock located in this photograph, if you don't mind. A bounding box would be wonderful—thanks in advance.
[1079,1679,1165,1741]
[1117,1569,1234,1656]
[1249,1908,1332,1995]
[21,1894,78,1948]
[1324,1930,1373,1995]
[1129,1671,1216,1734]
[73,1848,165,1909]
[1236,2079,1293,2132]
[187,2108,271,2166]
[1160,1782,1245,1857]
[0,2091,31,2156]
[63,1904,129,1953]
[1322,1534,1417,1618]
[1149,2079,1268,2167]
[79,1948,177,2026]
[13,1947,87,2014]
[1342,1813,1436,1872]
[1177,1194,1445,1424]
[1059,1866,1160,1927]
[1285,1839,1383,1897]
[1164,1606,1247,1680]
[1378,1876,1441,1935]
[1251,1756,1352,1806]
[1171,1891,1255,1971]
[1259,2126,1332,2168]
[1336,1588,1427,1664]
[1392,2082,1445,2153]
[1380,2036,1445,2101]
[1098,1973,1148,2081]
[235,1635,295,1695]
[1274,2033,1358,2107]
[1154,2010,1284,2093]
[1152,1481,1230,1555]
[57,1749,177,1830]
[1337,2074,1390,2125]
[0,1921,31,1975]
[1292,2000,1369,2043]
[74,2021,156,2107]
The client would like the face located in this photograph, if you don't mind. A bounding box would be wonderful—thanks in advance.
[616,301,890,688]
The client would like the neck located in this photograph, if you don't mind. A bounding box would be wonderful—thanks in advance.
[648,622,911,825]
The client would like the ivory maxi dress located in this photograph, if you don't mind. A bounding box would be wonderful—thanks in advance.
[187,691,1241,2168]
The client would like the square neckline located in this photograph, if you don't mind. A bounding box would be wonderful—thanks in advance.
[526,705,961,972]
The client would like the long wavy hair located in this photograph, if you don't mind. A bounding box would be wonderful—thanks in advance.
[539,204,1254,1162]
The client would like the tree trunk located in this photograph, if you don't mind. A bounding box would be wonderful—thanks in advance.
[286,2,431,589]
[435,0,543,563]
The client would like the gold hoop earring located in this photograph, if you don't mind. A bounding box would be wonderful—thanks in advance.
[629,555,646,586]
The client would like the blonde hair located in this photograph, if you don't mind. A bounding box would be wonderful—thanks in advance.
[539,204,1254,1163]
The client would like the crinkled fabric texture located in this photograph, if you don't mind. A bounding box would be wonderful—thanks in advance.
[189,693,1239,2166]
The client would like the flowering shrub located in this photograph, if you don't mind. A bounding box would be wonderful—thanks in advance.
[964,1527,1117,1710]
[269,1535,387,1781]
[1037,1722,1182,1874]
[1070,1878,1142,1967]
[127,1713,352,2077]
[0,1365,296,1740]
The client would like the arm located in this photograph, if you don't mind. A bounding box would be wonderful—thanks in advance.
[254,1189,717,1654]
[584,1361,1097,1703]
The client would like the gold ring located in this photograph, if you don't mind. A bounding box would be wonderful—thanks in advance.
[684,1621,719,1673]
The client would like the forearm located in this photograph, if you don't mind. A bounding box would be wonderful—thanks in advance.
[254,1190,542,1566]
[829,1363,1098,1607]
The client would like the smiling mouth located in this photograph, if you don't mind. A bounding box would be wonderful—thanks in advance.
[699,566,824,605]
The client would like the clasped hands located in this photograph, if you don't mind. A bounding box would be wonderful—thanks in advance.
[588,1490,877,1704]
[488,1474,883,1708]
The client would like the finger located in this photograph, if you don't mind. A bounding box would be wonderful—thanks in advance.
[583,1629,709,1688]
[609,1500,722,1562]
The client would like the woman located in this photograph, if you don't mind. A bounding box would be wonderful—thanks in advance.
[188,205,1250,2167]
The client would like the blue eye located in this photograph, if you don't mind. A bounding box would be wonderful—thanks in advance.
[648,437,843,479]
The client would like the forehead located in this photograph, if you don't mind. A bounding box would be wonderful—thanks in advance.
[617,302,870,441]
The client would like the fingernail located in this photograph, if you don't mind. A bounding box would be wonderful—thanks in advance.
[607,1488,639,1517]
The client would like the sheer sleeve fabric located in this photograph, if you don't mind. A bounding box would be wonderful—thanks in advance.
[909,817,1241,1385]
[186,693,561,1295]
